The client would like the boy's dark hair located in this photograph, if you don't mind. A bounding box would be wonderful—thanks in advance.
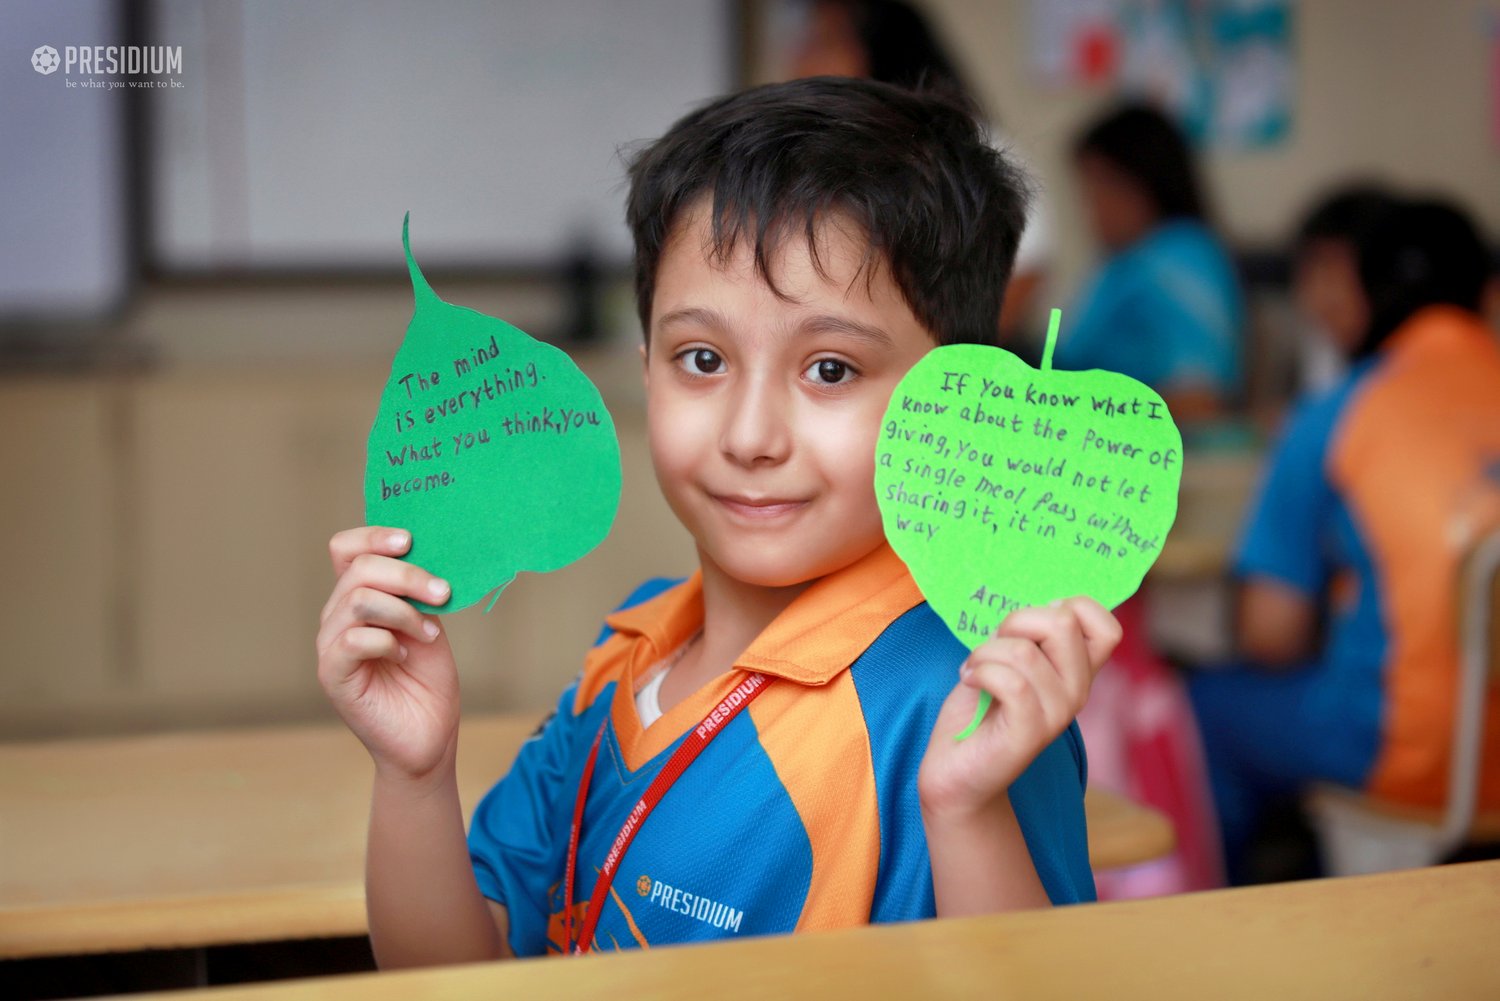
[624,76,1030,346]
[1357,197,1492,357]
[1072,103,1206,222]
[1293,184,1400,257]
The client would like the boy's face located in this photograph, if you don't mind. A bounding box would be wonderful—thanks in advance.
[643,198,935,588]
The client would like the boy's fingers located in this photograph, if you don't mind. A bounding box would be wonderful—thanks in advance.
[967,636,1050,682]
[318,587,439,657]
[989,605,1090,707]
[1057,596,1123,675]
[999,650,1075,731]
[328,526,410,577]
[320,627,405,689]
[967,646,1072,734]
[320,552,450,625]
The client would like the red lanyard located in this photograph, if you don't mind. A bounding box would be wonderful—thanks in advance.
[563,671,771,955]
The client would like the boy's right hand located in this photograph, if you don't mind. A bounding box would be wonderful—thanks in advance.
[317,527,458,782]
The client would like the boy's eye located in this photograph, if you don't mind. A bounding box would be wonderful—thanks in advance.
[806,358,854,385]
[678,348,724,375]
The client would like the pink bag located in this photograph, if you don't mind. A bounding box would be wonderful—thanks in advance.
[1078,595,1226,897]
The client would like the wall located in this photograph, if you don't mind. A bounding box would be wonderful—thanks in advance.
[883,0,1500,297]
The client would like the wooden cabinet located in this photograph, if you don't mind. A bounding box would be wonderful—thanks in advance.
[0,359,694,738]
[0,378,122,732]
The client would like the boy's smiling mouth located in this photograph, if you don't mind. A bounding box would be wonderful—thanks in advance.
[710,492,811,521]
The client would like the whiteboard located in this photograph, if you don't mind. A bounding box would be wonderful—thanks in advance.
[149,0,733,270]
[0,0,129,319]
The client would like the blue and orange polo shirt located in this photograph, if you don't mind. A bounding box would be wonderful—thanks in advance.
[1236,305,1500,807]
[467,542,1095,956]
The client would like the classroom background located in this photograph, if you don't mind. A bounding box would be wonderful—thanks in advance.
[3,0,1500,997]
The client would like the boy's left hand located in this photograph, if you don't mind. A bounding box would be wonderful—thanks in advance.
[917,598,1121,821]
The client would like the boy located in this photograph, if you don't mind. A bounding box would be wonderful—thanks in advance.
[316,77,1120,966]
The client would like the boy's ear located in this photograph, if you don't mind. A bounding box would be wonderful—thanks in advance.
[639,341,649,390]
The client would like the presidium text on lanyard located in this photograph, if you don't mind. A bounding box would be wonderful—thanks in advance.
[563,670,772,955]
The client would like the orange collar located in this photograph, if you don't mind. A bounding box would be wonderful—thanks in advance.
[1380,305,1492,361]
[602,542,925,688]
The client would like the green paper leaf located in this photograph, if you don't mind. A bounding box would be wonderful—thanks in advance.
[363,215,622,614]
[875,309,1183,738]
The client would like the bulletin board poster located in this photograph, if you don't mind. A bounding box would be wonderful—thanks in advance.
[1029,0,1123,87]
[1031,0,1294,151]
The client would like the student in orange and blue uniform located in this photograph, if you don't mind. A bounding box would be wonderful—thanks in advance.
[315,77,1122,966]
[1189,199,1500,882]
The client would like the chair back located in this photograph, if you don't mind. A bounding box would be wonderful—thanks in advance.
[1443,522,1500,845]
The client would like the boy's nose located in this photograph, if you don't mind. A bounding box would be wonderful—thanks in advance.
[719,371,792,467]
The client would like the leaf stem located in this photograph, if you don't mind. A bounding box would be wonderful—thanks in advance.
[403,212,438,305]
[1041,307,1061,372]
[955,691,991,741]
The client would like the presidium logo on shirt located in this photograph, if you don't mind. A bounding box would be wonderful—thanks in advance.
[636,874,744,933]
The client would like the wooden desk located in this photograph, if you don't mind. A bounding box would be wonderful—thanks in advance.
[113,861,1500,1001]
[0,717,1171,959]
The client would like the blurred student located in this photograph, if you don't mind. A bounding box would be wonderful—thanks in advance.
[1055,104,1244,420]
[1190,198,1500,883]
[787,0,1052,340]
[1055,101,1245,893]
[1288,185,1400,392]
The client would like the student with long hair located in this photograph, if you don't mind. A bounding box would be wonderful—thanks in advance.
[786,0,1053,342]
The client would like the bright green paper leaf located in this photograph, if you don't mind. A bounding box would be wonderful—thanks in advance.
[875,309,1183,738]
[364,215,622,614]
